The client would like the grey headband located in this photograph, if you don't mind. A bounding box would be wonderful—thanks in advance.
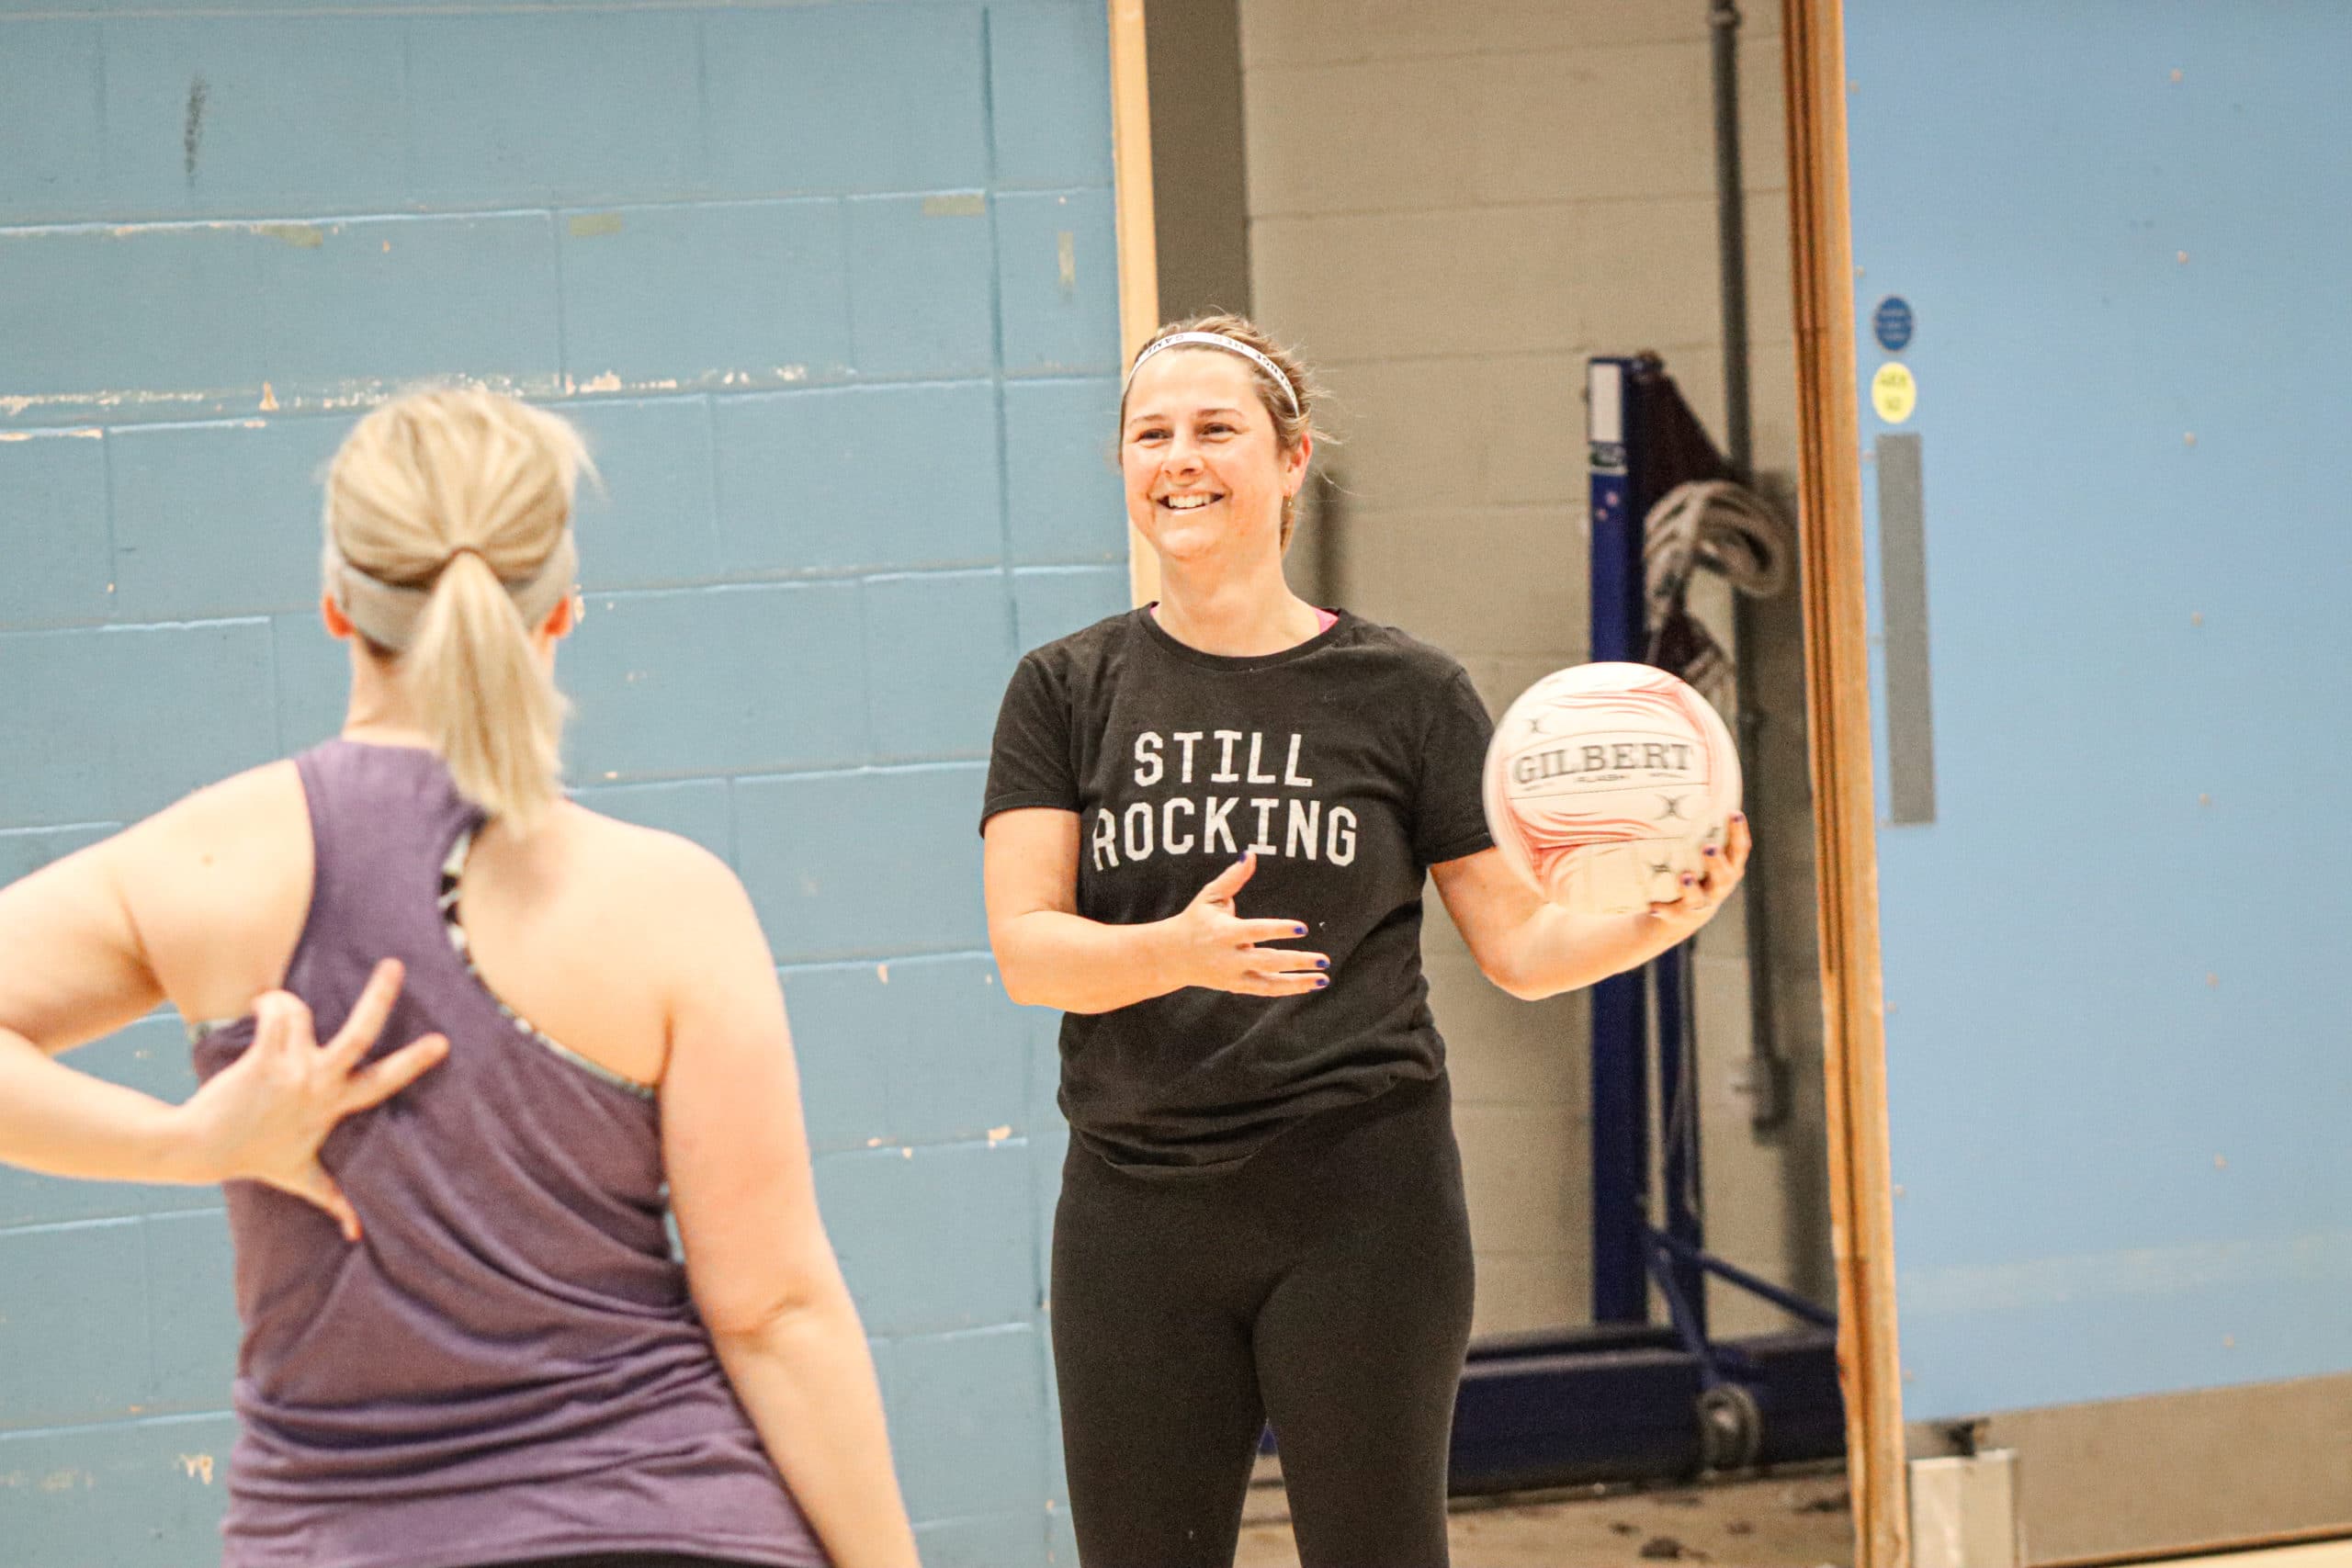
[1125,332,1301,416]
[326,534,578,653]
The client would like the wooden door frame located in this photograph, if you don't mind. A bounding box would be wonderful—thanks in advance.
[1781,1,1908,1562]
[1108,2,1910,1562]
[1108,0,1161,609]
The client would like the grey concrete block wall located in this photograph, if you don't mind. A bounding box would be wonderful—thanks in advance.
[1238,0,1827,1338]
[0,3,1123,1562]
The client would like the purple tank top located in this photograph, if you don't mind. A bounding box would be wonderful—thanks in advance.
[190,740,826,1568]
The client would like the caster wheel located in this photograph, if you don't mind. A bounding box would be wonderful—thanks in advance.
[1696,1382,1763,1472]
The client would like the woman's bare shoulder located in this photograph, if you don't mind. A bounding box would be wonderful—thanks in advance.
[560,806,758,933]
[105,760,309,886]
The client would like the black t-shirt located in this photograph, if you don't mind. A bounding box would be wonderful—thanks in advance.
[981,606,1496,1176]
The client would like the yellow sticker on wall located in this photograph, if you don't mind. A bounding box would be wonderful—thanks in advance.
[1871,362,1917,423]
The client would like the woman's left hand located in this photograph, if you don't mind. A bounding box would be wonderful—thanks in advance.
[175,959,447,1240]
[1645,813,1751,935]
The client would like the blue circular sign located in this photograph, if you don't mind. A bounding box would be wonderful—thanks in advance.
[1873,296,1915,353]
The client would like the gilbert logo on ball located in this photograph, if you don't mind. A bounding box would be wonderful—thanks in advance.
[1481,662,1743,916]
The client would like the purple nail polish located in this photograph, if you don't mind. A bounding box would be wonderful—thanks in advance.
[1315,976,1329,988]
[1315,958,1329,969]
[1704,846,1717,856]
[1294,925,1308,937]
[1681,874,1695,885]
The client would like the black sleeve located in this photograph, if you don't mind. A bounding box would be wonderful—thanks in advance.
[1415,666,1498,867]
[981,651,1080,831]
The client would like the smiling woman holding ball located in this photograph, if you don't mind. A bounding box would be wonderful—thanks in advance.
[979,314,1751,1568]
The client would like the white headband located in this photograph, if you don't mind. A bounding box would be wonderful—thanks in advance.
[1125,332,1301,416]
[324,534,578,653]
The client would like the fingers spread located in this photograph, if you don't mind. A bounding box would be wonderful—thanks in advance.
[252,990,311,1055]
[326,959,407,1070]
[342,1034,449,1112]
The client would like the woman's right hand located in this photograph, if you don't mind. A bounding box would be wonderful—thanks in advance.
[1161,852,1330,997]
[175,959,448,1240]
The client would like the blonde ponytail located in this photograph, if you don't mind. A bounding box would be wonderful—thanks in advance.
[323,388,592,832]
[404,549,571,829]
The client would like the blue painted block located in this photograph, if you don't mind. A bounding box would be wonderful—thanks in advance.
[995,190,1121,378]
[98,17,406,220]
[259,214,563,400]
[1003,378,1125,564]
[1035,1313,1072,1554]
[914,1511,1048,1568]
[896,1330,1050,1517]
[271,610,349,754]
[781,955,1026,1153]
[405,11,702,208]
[0,22,103,222]
[569,777,732,865]
[0,213,552,422]
[142,1210,237,1415]
[862,571,1015,761]
[1030,1020,1068,1297]
[815,1139,1035,1335]
[0,1413,238,1567]
[0,1220,149,1427]
[778,962,897,1156]
[560,200,852,393]
[879,955,1027,1147]
[0,1016,206,1229]
[867,1333,898,1414]
[1012,566,1127,651]
[705,6,987,196]
[0,823,115,889]
[107,417,342,621]
[734,764,989,963]
[0,621,279,830]
[1029,1124,1068,1304]
[561,398,723,592]
[1038,1313,1069,1513]
[563,581,867,782]
[0,224,268,423]
[712,383,1001,575]
[847,194,997,380]
[1025,1008,1065,1150]
[988,6,1115,189]
[0,430,112,626]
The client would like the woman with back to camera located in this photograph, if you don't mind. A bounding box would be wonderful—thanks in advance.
[981,316,1750,1568]
[0,389,917,1568]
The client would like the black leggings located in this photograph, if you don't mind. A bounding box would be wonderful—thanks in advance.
[1051,1075,1476,1568]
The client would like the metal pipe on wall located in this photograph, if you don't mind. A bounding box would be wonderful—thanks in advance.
[1710,0,1790,1130]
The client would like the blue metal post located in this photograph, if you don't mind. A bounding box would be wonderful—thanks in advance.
[1652,946,1707,1339]
[1586,357,1649,1325]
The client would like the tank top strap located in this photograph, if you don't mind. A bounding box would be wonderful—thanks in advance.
[291,739,483,964]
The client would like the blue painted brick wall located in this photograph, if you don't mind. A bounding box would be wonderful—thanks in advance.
[0,3,1127,1562]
